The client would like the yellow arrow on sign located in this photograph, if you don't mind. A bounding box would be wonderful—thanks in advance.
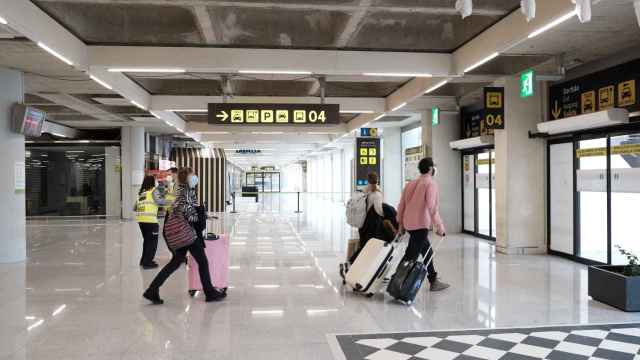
[552,101,562,119]
[216,110,229,122]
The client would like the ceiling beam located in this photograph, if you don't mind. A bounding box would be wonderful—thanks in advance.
[335,0,372,48]
[151,95,386,113]
[88,46,453,77]
[34,0,509,16]
[192,5,218,44]
[35,92,128,122]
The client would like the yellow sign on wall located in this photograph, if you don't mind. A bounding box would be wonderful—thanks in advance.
[599,86,615,109]
[581,91,596,113]
[618,80,636,107]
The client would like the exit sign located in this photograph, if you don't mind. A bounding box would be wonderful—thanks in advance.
[520,70,535,98]
[432,107,440,126]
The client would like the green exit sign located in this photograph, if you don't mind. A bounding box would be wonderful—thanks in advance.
[432,107,439,126]
[520,70,535,98]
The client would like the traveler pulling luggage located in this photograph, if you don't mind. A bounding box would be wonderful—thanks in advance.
[387,234,446,305]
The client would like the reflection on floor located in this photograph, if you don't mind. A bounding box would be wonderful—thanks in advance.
[1,195,640,359]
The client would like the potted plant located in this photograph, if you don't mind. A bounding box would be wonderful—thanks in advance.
[588,246,640,312]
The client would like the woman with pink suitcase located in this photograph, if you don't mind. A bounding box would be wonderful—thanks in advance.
[143,167,226,305]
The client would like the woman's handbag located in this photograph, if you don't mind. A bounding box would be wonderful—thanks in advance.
[163,207,196,251]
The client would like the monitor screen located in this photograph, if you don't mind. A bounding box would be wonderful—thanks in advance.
[12,104,46,137]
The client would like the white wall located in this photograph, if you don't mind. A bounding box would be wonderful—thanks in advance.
[0,68,26,263]
[382,127,402,207]
[120,127,145,219]
[430,112,462,233]
[105,146,122,218]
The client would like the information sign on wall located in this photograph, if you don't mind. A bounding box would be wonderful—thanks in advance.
[355,137,381,189]
[484,87,505,130]
[549,58,640,121]
[404,146,424,183]
[208,103,340,125]
[360,128,378,137]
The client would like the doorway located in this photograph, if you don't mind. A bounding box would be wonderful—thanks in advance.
[462,147,496,241]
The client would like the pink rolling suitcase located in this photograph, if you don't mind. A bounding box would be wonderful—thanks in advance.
[187,234,229,296]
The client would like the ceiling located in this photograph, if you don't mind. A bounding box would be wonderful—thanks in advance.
[0,0,637,168]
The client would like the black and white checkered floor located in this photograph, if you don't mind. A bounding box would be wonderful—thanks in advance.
[329,324,640,360]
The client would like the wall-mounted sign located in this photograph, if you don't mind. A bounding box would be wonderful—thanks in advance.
[208,103,340,125]
[520,69,535,98]
[462,107,484,138]
[355,137,381,189]
[549,58,640,121]
[235,149,261,154]
[360,127,378,137]
[484,87,505,130]
[404,146,424,183]
[14,161,25,192]
[432,107,440,126]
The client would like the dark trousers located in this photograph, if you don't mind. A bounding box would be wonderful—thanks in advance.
[148,240,214,292]
[138,222,159,266]
[400,229,438,283]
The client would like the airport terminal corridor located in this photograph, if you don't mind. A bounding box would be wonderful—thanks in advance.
[2,196,640,359]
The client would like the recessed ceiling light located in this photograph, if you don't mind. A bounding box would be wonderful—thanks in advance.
[363,72,432,77]
[463,52,500,73]
[37,42,73,66]
[0,16,8,25]
[89,75,112,90]
[108,68,186,73]
[238,70,312,75]
[528,11,577,39]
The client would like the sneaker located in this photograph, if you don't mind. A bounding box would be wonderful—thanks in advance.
[143,288,164,305]
[429,279,450,292]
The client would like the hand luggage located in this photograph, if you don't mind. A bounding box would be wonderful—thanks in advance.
[387,234,445,305]
[164,207,196,251]
[346,192,368,228]
[188,233,229,296]
[345,237,395,297]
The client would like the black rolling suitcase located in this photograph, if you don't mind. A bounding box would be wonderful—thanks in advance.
[387,234,445,305]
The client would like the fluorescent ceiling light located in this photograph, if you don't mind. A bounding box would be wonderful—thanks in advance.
[340,110,375,114]
[528,11,577,39]
[37,42,73,66]
[363,72,432,77]
[52,304,66,317]
[425,80,449,94]
[108,68,186,73]
[373,114,386,121]
[239,70,312,75]
[253,284,280,288]
[255,266,276,270]
[252,131,284,135]
[463,52,500,73]
[89,75,112,90]
[391,102,407,112]
[130,100,146,110]
[251,309,284,316]
[203,131,230,135]
[165,109,207,113]
[27,319,44,331]
[0,16,8,25]
[307,132,339,135]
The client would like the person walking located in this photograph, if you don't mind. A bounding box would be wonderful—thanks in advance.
[397,157,450,291]
[135,175,166,269]
[143,167,225,304]
[348,172,386,264]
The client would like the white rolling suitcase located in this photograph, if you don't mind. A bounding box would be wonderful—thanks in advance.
[345,238,395,297]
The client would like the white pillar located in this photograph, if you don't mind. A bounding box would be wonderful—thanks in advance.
[0,68,26,263]
[495,76,546,254]
[421,110,433,156]
[382,127,402,207]
[121,126,145,220]
[432,112,463,232]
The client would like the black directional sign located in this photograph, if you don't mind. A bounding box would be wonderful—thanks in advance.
[208,103,340,125]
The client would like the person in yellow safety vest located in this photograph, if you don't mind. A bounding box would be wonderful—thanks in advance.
[135,175,167,269]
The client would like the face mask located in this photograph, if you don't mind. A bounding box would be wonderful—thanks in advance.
[188,174,199,189]
[432,166,437,177]
[165,175,173,183]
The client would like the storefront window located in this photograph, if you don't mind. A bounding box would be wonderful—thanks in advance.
[401,127,422,184]
[26,146,121,217]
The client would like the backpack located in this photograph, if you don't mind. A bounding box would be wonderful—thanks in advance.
[346,192,368,228]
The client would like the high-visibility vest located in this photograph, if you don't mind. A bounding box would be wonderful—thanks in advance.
[161,185,176,211]
[135,188,159,223]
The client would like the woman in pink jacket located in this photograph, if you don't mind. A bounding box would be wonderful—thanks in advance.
[397,157,450,292]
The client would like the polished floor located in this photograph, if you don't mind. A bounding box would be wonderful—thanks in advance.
[2,195,640,359]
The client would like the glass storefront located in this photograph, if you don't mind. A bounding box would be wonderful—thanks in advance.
[548,130,640,264]
[26,145,121,217]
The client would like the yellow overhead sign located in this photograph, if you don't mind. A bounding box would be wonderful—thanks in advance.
[209,103,340,125]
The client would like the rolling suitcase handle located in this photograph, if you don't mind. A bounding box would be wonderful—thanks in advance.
[418,233,446,269]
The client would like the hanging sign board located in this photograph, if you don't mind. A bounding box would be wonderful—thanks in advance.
[549,58,640,121]
[355,137,381,189]
[360,128,378,137]
[484,87,505,130]
[208,103,340,125]
[462,107,484,138]
[404,146,424,183]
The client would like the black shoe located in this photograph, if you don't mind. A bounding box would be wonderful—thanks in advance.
[204,288,226,302]
[143,288,164,305]
[141,263,159,270]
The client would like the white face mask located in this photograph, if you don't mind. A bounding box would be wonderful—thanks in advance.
[432,166,437,177]
[165,175,173,183]
[188,174,199,189]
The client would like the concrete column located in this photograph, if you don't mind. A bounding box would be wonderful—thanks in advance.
[121,126,145,220]
[0,68,26,263]
[432,113,462,232]
[495,76,546,254]
[382,127,402,207]
[421,110,433,156]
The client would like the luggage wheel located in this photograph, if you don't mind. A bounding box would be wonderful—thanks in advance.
[366,293,374,298]
[188,290,197,297]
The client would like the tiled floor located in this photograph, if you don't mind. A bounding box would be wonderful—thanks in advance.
[1,195,640,359]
